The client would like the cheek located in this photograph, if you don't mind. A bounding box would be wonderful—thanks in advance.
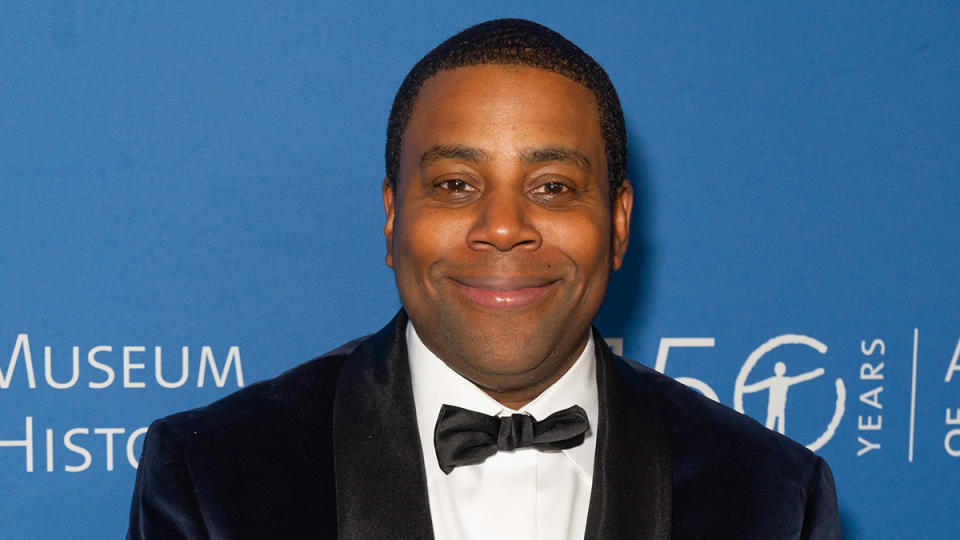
[547,214,612,270]
[393,208,465,274]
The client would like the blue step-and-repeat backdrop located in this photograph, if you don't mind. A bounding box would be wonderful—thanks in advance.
[2,2,958,538]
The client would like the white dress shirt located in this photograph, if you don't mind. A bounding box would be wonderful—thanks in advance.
[407,321,598,540]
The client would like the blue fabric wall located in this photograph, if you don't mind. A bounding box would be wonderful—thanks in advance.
[2,2,958,538]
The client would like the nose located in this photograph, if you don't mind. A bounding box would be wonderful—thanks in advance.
[466,190,542,252]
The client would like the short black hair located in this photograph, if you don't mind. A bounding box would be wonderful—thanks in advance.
[385,18,627,197]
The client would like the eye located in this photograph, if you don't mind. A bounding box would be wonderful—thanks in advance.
[437,178,477,193]
[534,182,570,195]
[530,180,574,200]
[432,177,480,202]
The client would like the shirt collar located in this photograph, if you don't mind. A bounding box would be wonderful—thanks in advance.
[407,320,598,484]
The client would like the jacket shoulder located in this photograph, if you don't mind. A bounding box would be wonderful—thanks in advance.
[621,357,819,464]
[129,335,368,539]
[160,334,365,438]
[619,357,840,539]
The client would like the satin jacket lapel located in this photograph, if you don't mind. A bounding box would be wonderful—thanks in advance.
[585,330,672,540]
[333,311,435,540]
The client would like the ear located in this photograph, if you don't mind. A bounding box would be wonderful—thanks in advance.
[611,180,633,271]
[382,177,396,269]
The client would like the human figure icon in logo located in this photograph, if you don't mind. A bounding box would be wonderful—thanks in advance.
[741,361,825,434]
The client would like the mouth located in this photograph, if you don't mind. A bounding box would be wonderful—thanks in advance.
[451,276,559,310]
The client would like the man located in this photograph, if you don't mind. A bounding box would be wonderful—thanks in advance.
[128,19,841,539]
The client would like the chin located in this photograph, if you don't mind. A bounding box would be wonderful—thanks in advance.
[453,331,560,376]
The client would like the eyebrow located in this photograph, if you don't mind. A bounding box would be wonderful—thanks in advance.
[419,143,592,172]
[420,144,490,167]
[519,146,591,172]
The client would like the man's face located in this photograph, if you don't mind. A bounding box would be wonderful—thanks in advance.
[384,64,632,406]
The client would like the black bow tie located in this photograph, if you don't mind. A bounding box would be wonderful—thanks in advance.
[433,403,590,474]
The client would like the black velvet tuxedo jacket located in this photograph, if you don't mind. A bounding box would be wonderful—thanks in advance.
[127,311,841,539]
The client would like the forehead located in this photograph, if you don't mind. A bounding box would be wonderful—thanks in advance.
[401,64,604,168]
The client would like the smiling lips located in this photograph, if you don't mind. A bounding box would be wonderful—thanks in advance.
[452,277,558,310]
